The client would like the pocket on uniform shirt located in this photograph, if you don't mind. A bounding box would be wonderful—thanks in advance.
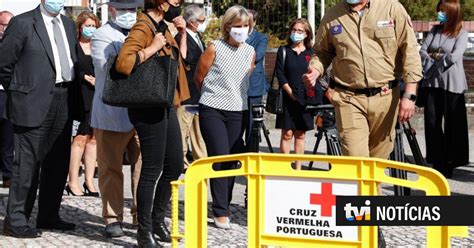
[374,28,397,55]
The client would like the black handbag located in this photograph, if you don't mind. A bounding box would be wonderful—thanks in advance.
[102,21,178,108]
[265,46,286,114]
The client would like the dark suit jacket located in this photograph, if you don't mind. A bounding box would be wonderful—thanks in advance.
[175,31,205,105]
[0,6,77,127]
[246,30,269,97]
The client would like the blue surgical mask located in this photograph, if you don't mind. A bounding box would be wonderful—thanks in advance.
[43,0,65,15]
[290,32,306,43]
[115,10,137,30]
[346,0,361,4]
[82,26,96,39]
[437,11,447,23]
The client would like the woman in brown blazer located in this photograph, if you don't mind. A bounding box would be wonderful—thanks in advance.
[115,0,189,247]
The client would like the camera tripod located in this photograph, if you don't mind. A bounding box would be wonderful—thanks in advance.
[306,105,427,196]
[247,104,274,153]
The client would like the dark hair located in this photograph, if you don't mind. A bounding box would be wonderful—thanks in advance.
[287,18,313,49]
[144,0,167,11]
[438,1,463,38]
[76,11,100,39]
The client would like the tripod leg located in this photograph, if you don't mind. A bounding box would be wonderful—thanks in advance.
[308,130,324,170]
[390,122,410,196]
[261,122,274,153]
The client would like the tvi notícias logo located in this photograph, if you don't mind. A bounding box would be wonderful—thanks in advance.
[344,200,371,221]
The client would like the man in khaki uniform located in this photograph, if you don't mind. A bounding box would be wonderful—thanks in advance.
[303,0,422,160]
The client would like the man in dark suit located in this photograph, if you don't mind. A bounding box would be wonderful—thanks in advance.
[0,10,14,188]
[245,9,269,145]
[0,0,77,238]
[175,4,208,170]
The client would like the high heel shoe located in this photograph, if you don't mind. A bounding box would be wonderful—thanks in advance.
[64,184,84,196]
[83,182,100,197]
[137,230,160,248]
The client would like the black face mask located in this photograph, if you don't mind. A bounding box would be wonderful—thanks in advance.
[163,2,181,22]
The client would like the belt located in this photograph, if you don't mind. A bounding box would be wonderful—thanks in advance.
[332,80,398,97]
[55,81,73,88]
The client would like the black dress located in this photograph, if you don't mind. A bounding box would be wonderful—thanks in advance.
[74,43,95,136]
[275,45,322,131]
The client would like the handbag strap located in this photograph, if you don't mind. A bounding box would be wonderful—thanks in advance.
[270,46,286,89]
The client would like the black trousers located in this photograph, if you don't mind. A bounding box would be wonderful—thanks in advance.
[128,107,183,232]
[6,87,72,227]
[0,118,13,179]
[199,105,246,217]
[424,87,469,169]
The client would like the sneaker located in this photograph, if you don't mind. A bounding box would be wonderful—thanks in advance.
[213,217,231,229]
[104,222,124,237]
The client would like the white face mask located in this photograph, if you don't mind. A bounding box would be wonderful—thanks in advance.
[229,26,249,43]
[115,10,137,29]
[196,21,208,33]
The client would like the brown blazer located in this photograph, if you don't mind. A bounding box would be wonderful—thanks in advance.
[115,13,190,106]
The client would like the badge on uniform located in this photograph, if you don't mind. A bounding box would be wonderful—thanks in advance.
[377,20,394,28]
[380,85,391,96]
[330,24,342,35]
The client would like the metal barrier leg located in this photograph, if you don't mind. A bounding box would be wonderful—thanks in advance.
[171,180,184,248]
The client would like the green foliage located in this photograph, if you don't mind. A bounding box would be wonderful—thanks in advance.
[399,0,474,21]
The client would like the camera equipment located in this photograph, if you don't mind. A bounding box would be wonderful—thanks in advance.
[305,104,342,170]
[247,104,274,153]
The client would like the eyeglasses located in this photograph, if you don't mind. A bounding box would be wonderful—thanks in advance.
[196,17,206,24]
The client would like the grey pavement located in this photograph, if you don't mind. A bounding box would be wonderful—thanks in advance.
[0,113,473,247]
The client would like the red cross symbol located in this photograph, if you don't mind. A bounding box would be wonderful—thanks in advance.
[310,183,336,217]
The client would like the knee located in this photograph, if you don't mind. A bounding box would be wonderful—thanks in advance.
[87,136,97,146]
[281,130,293,141]
[73,136,87,148]
[295,131,306,140]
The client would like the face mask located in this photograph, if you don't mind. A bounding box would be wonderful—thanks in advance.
[43,0,65,15]
[229,27,249,43]
[196,22,207,33]
[82,26,96,39]
[164,2,181,22]
[290,32,306,43]
[346,0,361,4]
[115,10,137,29]
[437,11,447,23]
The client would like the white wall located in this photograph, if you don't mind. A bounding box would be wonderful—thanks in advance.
[0,0,39,16]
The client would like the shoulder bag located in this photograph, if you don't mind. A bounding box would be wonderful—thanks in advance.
[102,21,178,108]
[265,46,286,114]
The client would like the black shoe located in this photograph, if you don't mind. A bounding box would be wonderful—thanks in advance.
[137,230,161,248]
[4,222,42,238]
[153,222,171,243]
[104,222,124,237]
[37,218,76,231]
[65,184,84,196]
[83,182,99,197]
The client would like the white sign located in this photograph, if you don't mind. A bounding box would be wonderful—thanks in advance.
[264,177,359,241]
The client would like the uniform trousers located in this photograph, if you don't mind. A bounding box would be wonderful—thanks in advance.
[6,87,71,227]
[332,86,400,159]
[0,90,13,180]
[94,128,142,225]
[176,105,207,168]
[128,107,183,232]
[424,87,469,169]
[199,104,246,217]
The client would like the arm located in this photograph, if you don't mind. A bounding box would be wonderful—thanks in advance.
[0,17,26,88]
[194,43,215,90]
[442,30,468,68]
[176,31,188,60]
[254,34,268,65]
[419,28,435,62]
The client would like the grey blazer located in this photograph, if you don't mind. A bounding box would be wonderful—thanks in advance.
[419,27,468,94]
[90,22,134,132]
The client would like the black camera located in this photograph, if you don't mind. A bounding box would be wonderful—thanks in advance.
[305,104,336,129]
[251,104,265,122]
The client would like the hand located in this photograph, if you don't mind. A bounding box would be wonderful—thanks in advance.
[151,33,167,52]
[302,67,320,88]
[325,88,335,103]
[286,88,297,101]
[173,16,186,34]
[398,97,415,123]
[84,75,95,86]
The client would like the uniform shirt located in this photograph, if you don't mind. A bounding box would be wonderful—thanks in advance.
[40,4,74,83]
[199,39,255,111]
[309,0,422,88]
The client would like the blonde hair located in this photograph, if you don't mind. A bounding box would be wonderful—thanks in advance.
[220,5,250,41]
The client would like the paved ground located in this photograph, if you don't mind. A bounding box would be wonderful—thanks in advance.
[0,114,473,247]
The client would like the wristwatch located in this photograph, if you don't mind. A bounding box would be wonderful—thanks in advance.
[402,93,417,102]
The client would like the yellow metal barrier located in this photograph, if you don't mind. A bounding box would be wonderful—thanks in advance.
[171,153,468,248]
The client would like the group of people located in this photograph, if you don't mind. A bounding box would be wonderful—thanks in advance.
[0,0,469,247]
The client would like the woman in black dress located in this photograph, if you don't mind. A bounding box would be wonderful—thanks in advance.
[66,11,100,197]
[276,18,322,170]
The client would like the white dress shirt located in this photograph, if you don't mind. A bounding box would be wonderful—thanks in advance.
[40,5,74,83]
